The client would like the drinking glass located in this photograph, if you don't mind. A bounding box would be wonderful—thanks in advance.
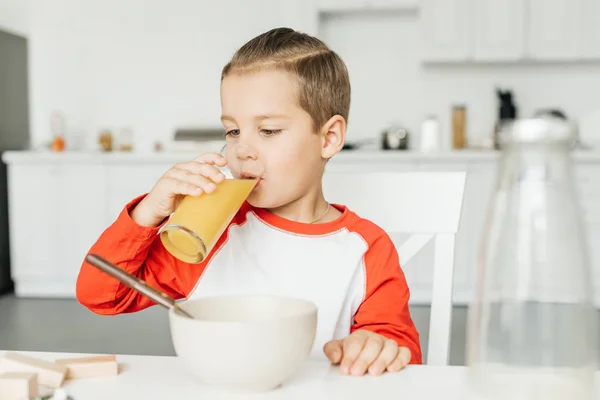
[159,143,264,263]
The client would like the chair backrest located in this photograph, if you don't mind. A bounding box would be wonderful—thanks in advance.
[322,170,467,366]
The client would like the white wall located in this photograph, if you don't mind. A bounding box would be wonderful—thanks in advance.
[0,0,28,36]
[320,10,600,147]
[6,1,600,151]
[25,0,287,151]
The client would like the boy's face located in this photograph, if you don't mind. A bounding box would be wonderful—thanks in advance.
[220,69,330,209]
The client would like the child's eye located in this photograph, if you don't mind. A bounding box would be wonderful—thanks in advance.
[261,129,282,136]
[225,129,240,137]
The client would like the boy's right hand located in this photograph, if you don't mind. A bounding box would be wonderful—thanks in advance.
[130,152,227,227]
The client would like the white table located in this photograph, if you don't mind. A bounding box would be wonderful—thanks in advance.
[2,351,599,399]
[0,350,472,399]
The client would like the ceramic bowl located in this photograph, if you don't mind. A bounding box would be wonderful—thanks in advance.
[168,294,318,392]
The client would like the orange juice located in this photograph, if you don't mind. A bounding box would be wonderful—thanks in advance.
[160,179,257,263]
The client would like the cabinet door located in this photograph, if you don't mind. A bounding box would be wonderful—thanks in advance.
[581,0,600,60]
[473,0,525,61]
[318,0,418,12]
[527,0,582,60]
[7,165,62,279]
[58,165,108,285]
[105,163,171,223]
[420,0,471,62]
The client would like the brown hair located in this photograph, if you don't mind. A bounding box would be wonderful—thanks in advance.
[221,27,351,132]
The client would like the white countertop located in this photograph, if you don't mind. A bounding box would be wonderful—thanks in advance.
[4,148,600,165]
[0,350,468,400]
[0,350,476,399]
[2,350,599,400]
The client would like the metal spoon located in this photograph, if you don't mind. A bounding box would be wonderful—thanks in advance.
[85,253,194,319]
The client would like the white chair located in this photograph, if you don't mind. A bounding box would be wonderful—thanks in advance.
[322,170,467,366]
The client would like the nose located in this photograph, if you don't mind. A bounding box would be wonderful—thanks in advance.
[235,143,259,161]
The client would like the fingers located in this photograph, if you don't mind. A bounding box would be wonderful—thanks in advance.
[171,178,212,196]
[162,161,227,196]
[323,340,343,365]
[345,335,385,376]
[339,333,368,375]
[173,161,226,185]
[330,331,410,377]
[368,339,399,376]
[193,152,227,166]
[387,346,411,372]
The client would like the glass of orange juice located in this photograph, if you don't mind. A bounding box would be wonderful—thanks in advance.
[159,143,264,264]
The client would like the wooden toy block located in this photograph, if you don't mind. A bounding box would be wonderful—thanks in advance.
[55,355,118,379]
[0,352,66,388]
[0,372,39,399]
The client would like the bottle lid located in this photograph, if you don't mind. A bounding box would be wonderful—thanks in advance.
[498,117,575,146]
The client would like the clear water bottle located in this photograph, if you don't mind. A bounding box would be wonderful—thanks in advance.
[466,118,597,400]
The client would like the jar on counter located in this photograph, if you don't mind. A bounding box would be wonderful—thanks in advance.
[117,128,134,151]
[98,129,113,152]
[452,105,467,149]
[419,115,442,152]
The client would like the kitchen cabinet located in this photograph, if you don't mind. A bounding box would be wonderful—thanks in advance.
[526,0,582,60]
[105,163,170,222]
[421,0,597,63]
[7,163,106,296]
[581,0,600,60]
[58,165,107,285]
[283,0,419,37]
[472,0,525,61]
[421,0,525,62]
[420,0,471,62]
[317,0,419,12]
[7,165,61,281]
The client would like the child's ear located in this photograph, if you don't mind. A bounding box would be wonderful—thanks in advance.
[320,115,346,159]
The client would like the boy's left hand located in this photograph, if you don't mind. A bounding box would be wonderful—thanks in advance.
[323,330,411,376]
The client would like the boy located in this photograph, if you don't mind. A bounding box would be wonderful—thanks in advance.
[76,27,422,376]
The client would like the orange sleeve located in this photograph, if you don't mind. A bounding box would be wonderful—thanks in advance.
[349,221,423,365]
[76,195,206,315]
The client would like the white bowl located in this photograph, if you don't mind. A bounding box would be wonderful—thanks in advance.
[168,294,318,393]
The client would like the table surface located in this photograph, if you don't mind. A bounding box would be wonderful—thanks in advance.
[0,350,597,400]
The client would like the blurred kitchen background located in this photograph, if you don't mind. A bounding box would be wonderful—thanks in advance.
[1,0,600,365]
[2,0,600,153]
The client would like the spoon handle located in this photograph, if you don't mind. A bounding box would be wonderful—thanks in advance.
[85,254,193,319]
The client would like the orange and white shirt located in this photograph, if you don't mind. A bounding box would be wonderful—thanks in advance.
[76,195,422,364]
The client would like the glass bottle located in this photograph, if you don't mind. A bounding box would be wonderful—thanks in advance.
[466,117,597,400]
[50,111,66,152]
[117,127,134,151]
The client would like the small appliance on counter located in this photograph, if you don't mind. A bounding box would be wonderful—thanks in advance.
[166,127,226,153]
[381,125,410,150]
[341,138,377,150]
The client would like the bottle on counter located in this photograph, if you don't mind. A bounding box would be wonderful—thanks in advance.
[117,127,134,151]
[419,115,442,152]
[451,105,467,149]
[98,129,113,152]
[466,117,597,400]
[50,111,66,152]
